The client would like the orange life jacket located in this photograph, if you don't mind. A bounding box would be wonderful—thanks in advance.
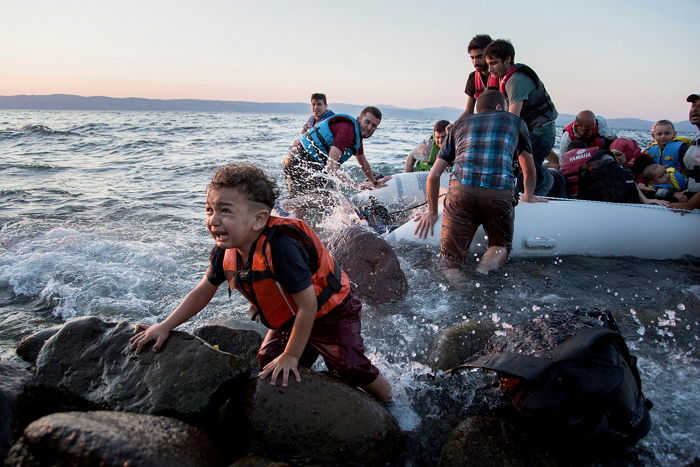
[222,216,350,329]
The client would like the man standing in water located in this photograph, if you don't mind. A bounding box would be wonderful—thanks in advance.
[484,39,559,195]
[283,106,385,199]
[301,93,335,133]
[414,91,543,276]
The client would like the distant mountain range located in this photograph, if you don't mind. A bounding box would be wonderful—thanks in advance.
[0,94,695,132]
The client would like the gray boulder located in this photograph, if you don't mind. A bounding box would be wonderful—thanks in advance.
[327,226,408,304]
[439,416,557,467]
[243,368,403,465]
[193,324,261,373]
[5,411,224,467]
[34,316,250,425]
[15,326,62,364]
[426,319,496,371]
[0,363,33,463]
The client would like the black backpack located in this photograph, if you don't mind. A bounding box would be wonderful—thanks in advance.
[578,151,639,203]
[457,321,652,446]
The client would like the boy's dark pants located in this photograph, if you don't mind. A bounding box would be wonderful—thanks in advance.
[257,293,379,386]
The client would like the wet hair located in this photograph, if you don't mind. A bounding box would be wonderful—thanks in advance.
[360,106,382,121]
[434,120,450,132]
[484,39,515,62]
[631,153,653,179]
[475,90,507,112]
[651,119,675,134]
[468,34,492,52]
[310,93,327,104]
[642,163,666,181]
[208,163,279,209]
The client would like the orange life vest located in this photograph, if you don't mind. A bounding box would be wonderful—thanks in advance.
[222,216,350,329]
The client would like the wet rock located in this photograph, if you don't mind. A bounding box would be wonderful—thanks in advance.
[0,363,33,463]
[426,319,496,371]
[484,309,609,357]
[15,326,62,364]
[5,410,224,467]
[439,415,558,467]
[243,368,403,465]
[34,316,250,425]
[327,226,408,304]
[193,324,262,373]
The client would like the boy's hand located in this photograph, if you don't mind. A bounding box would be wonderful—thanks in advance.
[259,352,301,387]
[129,323,172,353]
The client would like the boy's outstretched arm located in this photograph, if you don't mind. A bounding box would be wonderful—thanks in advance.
[258,285,316,387]
[130,276,219,353]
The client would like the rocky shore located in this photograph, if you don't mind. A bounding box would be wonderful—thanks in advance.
[0,229,662,466]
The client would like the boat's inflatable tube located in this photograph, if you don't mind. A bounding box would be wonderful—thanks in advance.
[385,198,700,259]
[352,171,450,212]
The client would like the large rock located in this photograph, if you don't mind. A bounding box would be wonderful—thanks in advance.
[34,316,250,425]
[0,363,33,463]
[5,411,224,467]
[327,226,408,304]
[15,326,62,364]
[426,319,496,371]
[244,368,403,465]
[439,416,558,467]
[193,324,262,373]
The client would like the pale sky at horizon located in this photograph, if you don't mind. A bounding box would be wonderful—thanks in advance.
[2,0,697,122]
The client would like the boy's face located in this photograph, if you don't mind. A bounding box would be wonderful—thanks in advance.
[652,124,675,146]
[205,187,268,250]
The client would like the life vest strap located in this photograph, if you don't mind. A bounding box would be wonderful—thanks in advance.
[316,260,343,310]
[308,127,331,155]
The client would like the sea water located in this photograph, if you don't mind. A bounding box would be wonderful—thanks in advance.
[1,110,698,465]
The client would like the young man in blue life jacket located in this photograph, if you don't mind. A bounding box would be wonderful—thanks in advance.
[282,106,386,199]
[404,120,450,172]
[413,90,545,277]
[484,39,559,196]
[130,163,392,402]
[301,93,335,134]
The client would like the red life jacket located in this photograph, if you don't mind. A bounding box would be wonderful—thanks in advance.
[222,216,350,329]
[559,147,598,197]
[563,121,607,150]
[473,71,501,99]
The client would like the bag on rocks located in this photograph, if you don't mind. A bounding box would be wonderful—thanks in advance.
[458,319,652,446]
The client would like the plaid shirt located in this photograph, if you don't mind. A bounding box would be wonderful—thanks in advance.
[438,110,532,190]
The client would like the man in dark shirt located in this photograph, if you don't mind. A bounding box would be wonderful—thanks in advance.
[461,34,494,118]
[415,91,543,276]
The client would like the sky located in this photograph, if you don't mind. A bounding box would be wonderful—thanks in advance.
[2,0,698,121]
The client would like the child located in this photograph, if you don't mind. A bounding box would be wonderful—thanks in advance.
[642,163,688,202]
[130,163,392,403]
[644,120,690,172]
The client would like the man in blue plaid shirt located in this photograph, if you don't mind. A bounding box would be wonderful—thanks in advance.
[415,90,545,276]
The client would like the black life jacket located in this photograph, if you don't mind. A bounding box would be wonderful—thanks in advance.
[458,317,652,446]
[578,151,639,203]
[500,64,558,130]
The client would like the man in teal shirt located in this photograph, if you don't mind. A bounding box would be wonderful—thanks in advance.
[484,39,559,196]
